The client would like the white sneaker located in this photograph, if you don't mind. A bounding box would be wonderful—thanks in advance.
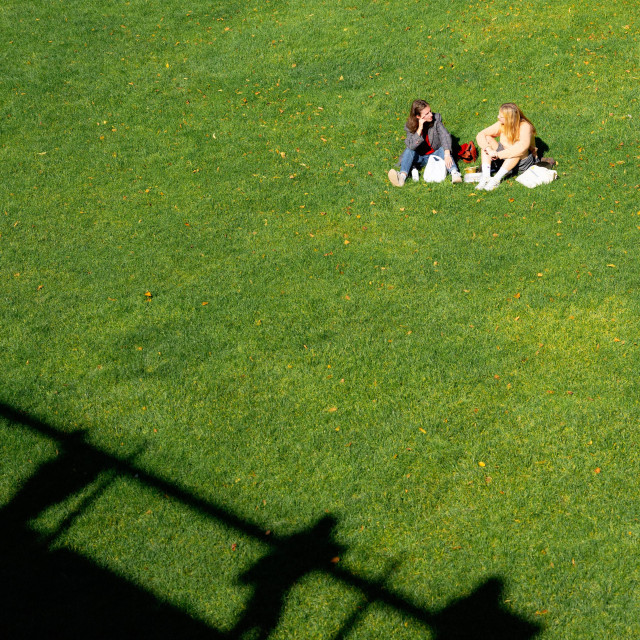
[476,177,490,190]
[483,177,501,191]
[411,168,419,182]
[451,171,462,184]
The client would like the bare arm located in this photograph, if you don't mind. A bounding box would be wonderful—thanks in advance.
[476,122,501,149]
[496,122,534,160]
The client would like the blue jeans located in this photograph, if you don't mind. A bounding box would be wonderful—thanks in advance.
[399,146,459,175]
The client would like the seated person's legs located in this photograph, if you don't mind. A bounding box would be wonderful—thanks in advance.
[430,147,461,176]
[478,142,521,191]
[399,148,418,176]
[477,135,499,166]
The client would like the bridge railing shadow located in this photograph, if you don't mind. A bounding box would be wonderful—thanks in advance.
[0,402,542,639]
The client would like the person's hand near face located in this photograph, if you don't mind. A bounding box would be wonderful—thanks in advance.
[416,106,433,134]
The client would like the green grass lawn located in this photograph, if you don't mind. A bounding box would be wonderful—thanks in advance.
[1,0,639,637]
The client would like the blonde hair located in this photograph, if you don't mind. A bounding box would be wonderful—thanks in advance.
[499,103,536,144]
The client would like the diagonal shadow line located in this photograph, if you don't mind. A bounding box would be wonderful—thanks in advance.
[39,467,118,547]
[333,564,431,627]
[0,401,543,639]
[0,402,431,617]
[0,402,267,541]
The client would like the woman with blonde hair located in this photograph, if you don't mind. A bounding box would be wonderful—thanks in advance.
[475,103,538,191]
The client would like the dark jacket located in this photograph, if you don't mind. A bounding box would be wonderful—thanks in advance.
[403,112,453,154]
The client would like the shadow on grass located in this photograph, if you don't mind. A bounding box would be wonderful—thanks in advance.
[535,137,550,160]
[0,402,542,639]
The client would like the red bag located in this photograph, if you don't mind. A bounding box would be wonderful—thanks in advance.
[457,141,478,163]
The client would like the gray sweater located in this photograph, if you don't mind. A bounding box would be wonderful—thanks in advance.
[403,112,453,155]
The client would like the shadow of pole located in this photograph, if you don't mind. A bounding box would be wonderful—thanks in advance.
[0,402,542,639]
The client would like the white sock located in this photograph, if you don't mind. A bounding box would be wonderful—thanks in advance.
[482,163,491,178]
[493,166,509,182]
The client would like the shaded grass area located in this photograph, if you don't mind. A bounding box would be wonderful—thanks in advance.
[1,404,542,638]
[1,0,639,637]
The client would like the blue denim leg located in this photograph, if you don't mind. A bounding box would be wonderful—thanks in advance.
[431,147,460,174]
[399,148,417,175]
[399,148,433,175]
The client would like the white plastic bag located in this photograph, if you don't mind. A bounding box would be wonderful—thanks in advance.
[423,155,447,183]
[516,165,558,188]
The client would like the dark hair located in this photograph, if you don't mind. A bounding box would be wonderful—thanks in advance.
[406,99,430,133]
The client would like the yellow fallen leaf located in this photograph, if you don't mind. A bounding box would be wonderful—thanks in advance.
[327,407,337,413]
[478,461,486,467]
[419,428,427,434]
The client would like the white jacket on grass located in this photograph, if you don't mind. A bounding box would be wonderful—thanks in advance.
[516,165,558,188]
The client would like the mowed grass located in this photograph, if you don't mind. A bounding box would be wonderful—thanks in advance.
[1,0,639,637]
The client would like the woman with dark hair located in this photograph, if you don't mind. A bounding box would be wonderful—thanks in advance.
[388,99,462,187]
[475,103,538,191]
